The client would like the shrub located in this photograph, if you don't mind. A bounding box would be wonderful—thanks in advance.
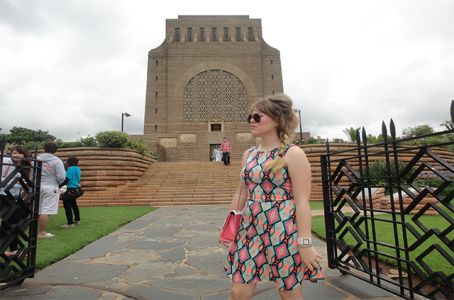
[414,177,454,197]
[58,141,83,148]
[95,131,128,148]
[78,135,97,147]
[368,160,410,179]
[127,139,148,154]
[367,160,414,194]
[127,139,158,158]
[294,137,319,146]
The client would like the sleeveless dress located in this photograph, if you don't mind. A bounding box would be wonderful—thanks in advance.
[225,144,319,290]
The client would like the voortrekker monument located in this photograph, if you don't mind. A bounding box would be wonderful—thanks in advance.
[142,15,283,161]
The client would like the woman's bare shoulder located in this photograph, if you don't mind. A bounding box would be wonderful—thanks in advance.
[286,145,307,159]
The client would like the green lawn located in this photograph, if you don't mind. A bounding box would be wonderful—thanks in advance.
[35,206,154,269]
[311,209,454,277]
[310,201,325,211]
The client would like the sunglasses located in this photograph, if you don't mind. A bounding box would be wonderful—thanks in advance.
[247,113,262,123]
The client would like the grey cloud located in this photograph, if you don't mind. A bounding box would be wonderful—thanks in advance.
[0,0,49,33]
[1,1,454,142]
[396,0,454,41]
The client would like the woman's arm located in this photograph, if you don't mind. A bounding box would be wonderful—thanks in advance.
[286,146,312,238]
[228,149,250,211]
[286,146,322,271]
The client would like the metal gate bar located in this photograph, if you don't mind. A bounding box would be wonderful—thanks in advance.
[321,102,454,299]
[0,140,41,289]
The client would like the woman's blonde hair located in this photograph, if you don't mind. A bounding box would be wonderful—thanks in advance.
[252,93,298,172]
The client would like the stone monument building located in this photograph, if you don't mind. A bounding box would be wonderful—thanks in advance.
[143,15,283,161]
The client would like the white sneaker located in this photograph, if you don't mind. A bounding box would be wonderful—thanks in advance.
[61,224,74,229]
[38,232,55,238]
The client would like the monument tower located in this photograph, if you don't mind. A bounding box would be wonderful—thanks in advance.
[143,15,283,161]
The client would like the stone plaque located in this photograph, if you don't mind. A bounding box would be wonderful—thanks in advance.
[160,138,177,148]
[179,134,197,143]
[236,133,254,142]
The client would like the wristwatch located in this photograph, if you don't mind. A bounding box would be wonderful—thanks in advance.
[297,237,312,248]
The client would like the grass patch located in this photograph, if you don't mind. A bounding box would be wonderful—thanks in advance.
[310,201,325,211]
[36,206,154,269]
[312,209,454,277]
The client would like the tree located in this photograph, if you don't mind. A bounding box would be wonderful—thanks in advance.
[402,124,434,138]
[440,120,454,131]
[331,138,346,143]
[366,134,384,144]
[343,127,360,143]
[6,127,56,145]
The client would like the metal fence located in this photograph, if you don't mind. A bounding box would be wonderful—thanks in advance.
[0,141,41,289]
[321,103,454,299]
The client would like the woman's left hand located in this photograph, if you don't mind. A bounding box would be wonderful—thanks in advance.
[298,246,322,272]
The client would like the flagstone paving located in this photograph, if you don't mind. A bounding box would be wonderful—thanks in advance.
[1,206,400,300]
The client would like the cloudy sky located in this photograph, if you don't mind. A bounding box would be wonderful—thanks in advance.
[1,0,453,141]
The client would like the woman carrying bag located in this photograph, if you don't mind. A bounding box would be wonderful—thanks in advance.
[61,156,81,228]
[223,94,323,300]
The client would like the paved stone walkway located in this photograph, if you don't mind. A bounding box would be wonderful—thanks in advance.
[1,206,400,299]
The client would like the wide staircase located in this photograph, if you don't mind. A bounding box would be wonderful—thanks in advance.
[78,162,242,206]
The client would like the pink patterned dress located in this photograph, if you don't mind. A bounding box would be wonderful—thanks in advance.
[225,144,319,290]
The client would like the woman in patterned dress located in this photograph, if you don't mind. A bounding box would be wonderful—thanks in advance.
[225,94,322,300]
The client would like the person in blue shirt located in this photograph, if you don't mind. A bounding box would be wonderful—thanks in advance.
[61,156,81,228]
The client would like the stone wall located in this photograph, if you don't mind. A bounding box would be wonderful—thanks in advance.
[357,188,440,215]
[55,148,155,192]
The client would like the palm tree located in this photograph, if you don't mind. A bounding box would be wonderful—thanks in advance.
[343,127,360,143]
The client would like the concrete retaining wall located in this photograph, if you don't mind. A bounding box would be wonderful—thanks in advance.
[55,148,155,192]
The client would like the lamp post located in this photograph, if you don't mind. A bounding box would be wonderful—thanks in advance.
[294,109,303,141]
[121,112,131,132]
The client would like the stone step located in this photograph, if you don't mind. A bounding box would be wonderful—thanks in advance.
[81,197,233,202]
[80,192,234,200]
[78,201,230,207]
[78,199,231,206]
[83,161,295,206]
[82,187,236,194]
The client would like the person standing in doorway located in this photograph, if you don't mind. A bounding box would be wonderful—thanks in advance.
[215,146,223,162]
[37,141,66,238]
[220,137,232,166]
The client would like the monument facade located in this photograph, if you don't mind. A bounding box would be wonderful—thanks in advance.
[143,15,283,161]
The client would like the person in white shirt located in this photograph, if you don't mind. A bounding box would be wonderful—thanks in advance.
[37,142,66,238]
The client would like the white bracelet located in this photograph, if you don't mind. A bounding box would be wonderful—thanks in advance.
[297,237,312,247]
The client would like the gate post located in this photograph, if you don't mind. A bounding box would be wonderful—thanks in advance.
[321,154,336,269]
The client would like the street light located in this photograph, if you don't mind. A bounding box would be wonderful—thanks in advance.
[294,109,303,141]
[121,112,131,132]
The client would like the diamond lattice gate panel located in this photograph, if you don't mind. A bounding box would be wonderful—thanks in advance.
[0,144,41,289]
[321,102,454,299]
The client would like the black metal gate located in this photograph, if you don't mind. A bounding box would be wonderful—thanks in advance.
[0,141,41,289]
[321,103,454,299]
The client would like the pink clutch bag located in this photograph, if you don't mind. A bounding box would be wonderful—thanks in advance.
[219,210,242,245]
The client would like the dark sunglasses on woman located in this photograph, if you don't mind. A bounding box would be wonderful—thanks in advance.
[247,113,262,123]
